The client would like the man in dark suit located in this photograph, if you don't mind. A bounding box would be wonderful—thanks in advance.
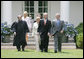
[38,13,51,52]
[51,13,64,53]
[13,15,29,51]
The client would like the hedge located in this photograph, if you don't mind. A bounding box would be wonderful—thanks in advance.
[75,23,83,49]
[76,33,83,49]
[75,23,83,34]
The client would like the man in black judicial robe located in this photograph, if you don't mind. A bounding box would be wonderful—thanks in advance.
[38,13,51,52]
[13,15,29,51]
[11,21,17,32]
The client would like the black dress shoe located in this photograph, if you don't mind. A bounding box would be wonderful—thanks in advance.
[58,51,61,52]
[18,50,20,51]
[54,50,57,53]
[22,49,24,51]
[18,49,21,51]
[41,50,43,52]
[44,50,48,52]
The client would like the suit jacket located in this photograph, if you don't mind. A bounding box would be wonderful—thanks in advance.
[50,19,64,36]
[38,19,51,36]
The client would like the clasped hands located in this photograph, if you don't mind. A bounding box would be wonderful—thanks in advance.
[48,30,64,37]
[48,33,53,37]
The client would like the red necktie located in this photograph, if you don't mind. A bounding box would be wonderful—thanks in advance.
[44,20,46,25]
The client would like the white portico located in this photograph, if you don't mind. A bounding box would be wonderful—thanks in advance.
[60,1,70,23]
[1,1,83,27]
[1,1,12,26]
[1,1,83,49]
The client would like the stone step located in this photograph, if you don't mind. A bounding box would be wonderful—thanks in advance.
[9,36,75,43]
[9,39,75,43]
[68,37,75,43]
[9,34,75,43]
[1,43,76,46]
[10,39,55,42]
[1,35,76,49]
[1,45,76,49]
[68,40,74,43]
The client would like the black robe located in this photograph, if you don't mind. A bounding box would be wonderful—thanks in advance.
[13,20,29,46]
[11,21,17,32]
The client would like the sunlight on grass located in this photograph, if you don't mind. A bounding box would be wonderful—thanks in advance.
[1,49,83,58]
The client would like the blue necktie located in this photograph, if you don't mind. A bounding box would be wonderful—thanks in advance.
[56,20,60,27]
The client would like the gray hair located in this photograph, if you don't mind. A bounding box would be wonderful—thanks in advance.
[17,15,22,18]
[43,12,48,16]
[56,13,60,16]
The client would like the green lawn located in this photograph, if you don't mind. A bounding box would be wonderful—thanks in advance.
[1,49,83,58]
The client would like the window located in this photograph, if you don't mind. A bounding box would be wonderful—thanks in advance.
[24,1,48,19]
[25,1,34,19]
[38,1,48,18]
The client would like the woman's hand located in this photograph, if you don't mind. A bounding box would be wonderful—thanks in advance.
[14,32,16,36]
[60,30,64,34]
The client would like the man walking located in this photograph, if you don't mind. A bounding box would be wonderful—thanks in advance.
[13,15,29,51]
[51,13,64,53]
[38,13,51,52]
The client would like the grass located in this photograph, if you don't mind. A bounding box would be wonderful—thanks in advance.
[1,49,83,58]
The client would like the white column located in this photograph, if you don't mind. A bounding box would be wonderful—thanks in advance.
[1,1,12,26]
[34,1,38,20]
[60,1,70,23]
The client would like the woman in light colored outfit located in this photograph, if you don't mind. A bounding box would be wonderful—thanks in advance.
[22,11,33,42]
[32,17,40,51]
[22,11,32,32]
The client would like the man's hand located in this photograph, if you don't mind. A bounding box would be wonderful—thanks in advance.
[60,30,63,34]
[48,33,50,36]
[14,32,16,36]
[39,32,41,35]
[50,34,54,37]
[48,33,53,37]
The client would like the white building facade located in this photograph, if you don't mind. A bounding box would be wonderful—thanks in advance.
[1,1,83,27]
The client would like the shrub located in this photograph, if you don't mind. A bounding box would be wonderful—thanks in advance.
[75,23,83,34]
[63,22,78,43]
[1,22,13,40]
[64,22,77,37]
[75,22,83,49]
[76,33,83,49]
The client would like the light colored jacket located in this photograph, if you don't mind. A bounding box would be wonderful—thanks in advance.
[32,22,39,36]
[22,16,32,32]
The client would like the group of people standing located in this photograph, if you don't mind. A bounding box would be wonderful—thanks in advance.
[11,11,64,53]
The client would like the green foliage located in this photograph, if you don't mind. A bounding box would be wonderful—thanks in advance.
[76,33,83,49]
[75,23,83,49]
[75,23,83,34]
[63,23,77,37]
[1,22,13,40]
[1,22,13,36]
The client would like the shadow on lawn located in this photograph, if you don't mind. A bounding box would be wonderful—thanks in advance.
[16,50,70,54]
[47,51,70,54]
[61,52,70,54]
[23,50,35,52]
[16,50,35,52]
